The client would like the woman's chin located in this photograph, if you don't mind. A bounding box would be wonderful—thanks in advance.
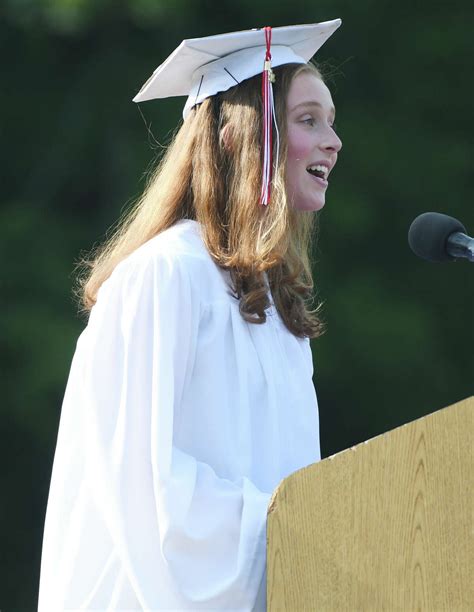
[294,198,326,212]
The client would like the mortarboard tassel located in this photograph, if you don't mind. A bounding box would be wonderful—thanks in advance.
[260,27,280,206]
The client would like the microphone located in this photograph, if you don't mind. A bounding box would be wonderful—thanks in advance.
[408,212,474,263]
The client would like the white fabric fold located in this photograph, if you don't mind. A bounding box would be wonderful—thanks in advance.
[38,219,320,611]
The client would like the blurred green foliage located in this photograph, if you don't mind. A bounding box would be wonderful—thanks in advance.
[1,0,473,609]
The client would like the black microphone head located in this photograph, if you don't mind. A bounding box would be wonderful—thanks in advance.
[408,212,467,262]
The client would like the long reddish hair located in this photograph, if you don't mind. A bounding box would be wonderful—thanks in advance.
[76,62,325,338]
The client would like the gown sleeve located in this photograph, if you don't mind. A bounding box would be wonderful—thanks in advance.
[43,248,271,611]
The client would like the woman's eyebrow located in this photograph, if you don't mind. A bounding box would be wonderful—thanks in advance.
[290,101,335,120]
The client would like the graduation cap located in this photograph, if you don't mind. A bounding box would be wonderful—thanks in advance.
[133,19,342,205]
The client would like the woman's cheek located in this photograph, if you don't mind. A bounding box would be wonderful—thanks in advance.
[288,128,312,161]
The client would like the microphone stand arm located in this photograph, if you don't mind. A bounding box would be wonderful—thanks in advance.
[447,232,474,262]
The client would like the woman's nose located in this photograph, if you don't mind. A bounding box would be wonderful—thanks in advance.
[321,127,342,153]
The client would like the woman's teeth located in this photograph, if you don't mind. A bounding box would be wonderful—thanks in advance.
[307,164,328,179]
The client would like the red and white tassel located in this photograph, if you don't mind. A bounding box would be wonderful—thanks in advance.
[260,26,280,206]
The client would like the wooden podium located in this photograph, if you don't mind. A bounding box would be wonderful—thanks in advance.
[266,397,473,611]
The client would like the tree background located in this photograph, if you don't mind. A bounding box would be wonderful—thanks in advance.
[1,0,472,608]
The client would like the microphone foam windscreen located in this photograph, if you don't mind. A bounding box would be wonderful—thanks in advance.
[408,212,466,262]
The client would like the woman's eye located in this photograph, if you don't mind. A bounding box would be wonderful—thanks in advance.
[302,117,315,126]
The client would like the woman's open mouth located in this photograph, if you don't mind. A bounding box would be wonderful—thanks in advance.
[307,164,329,188]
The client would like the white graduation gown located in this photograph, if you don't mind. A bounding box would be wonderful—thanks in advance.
[38,219,321,611]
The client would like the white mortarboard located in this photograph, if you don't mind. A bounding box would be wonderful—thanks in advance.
[133,19,342,119]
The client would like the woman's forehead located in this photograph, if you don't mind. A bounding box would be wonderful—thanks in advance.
[287,72,335,114]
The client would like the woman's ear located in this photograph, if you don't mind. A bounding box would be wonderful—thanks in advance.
[219,123,234,152]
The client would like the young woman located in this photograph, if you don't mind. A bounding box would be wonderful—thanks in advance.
[38,20,342,612]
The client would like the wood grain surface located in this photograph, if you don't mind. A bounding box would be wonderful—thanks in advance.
[267,397,473,611]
